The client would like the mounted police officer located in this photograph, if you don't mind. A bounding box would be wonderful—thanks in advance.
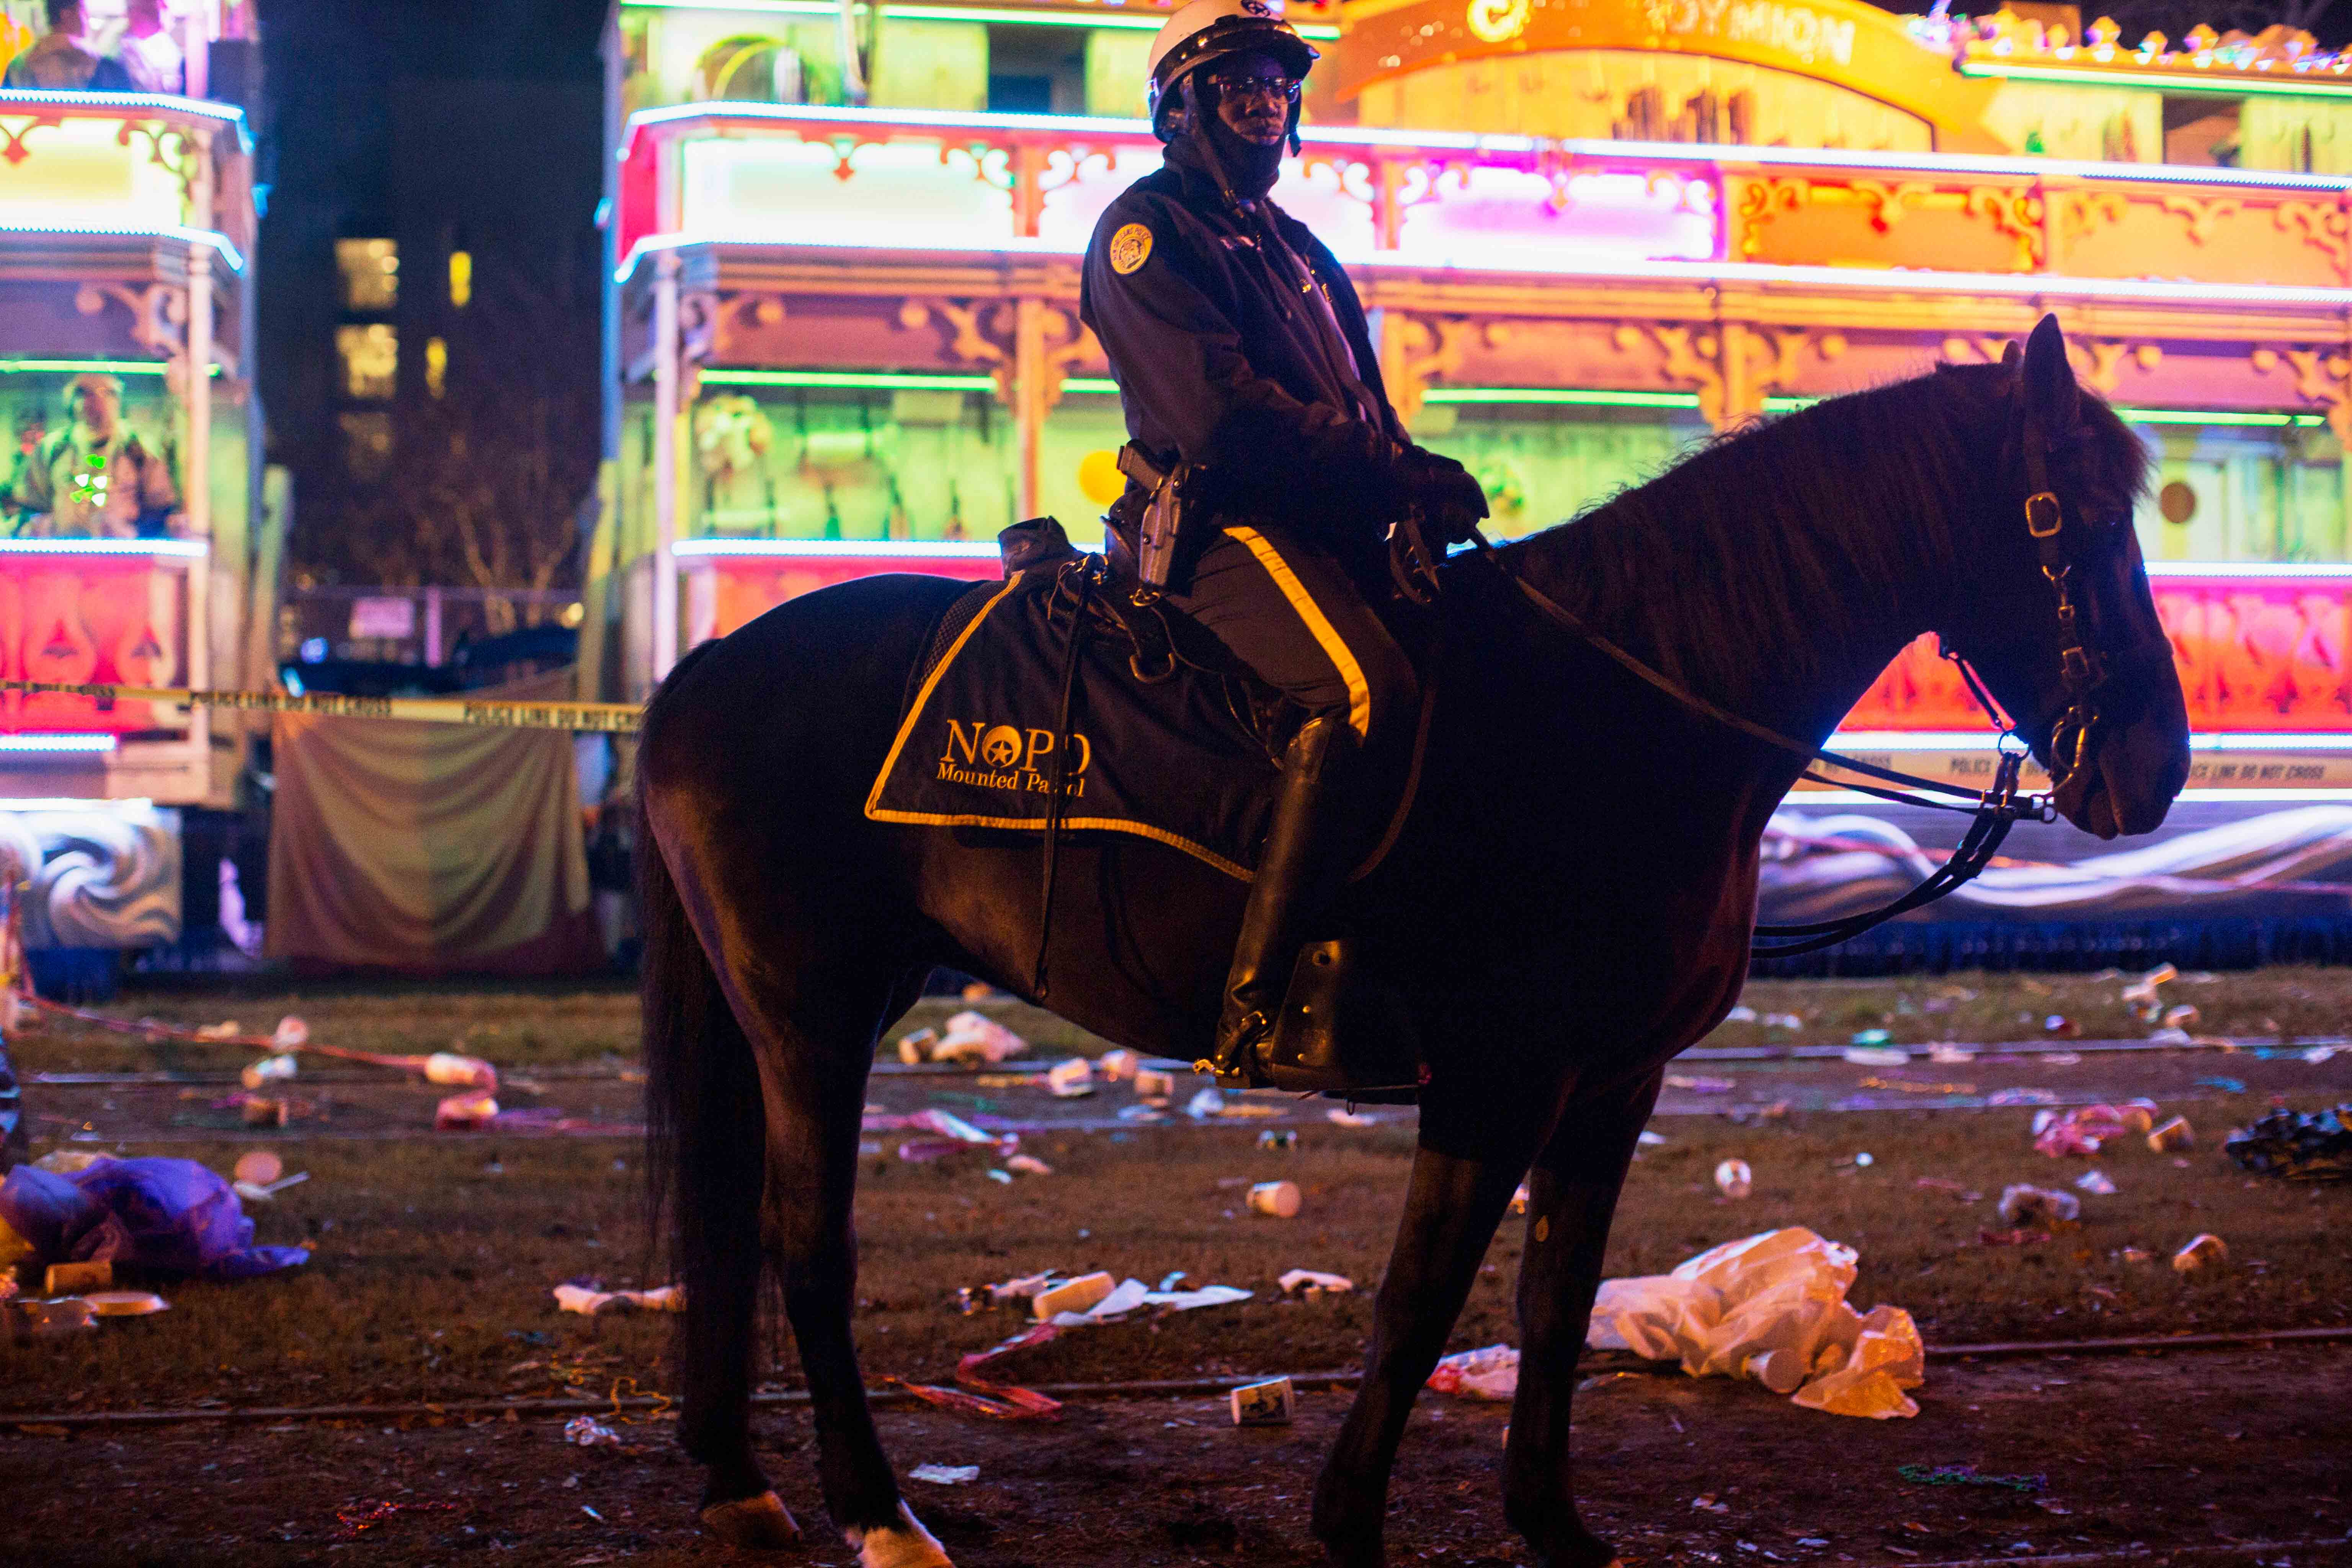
[1080,0,1487,1086]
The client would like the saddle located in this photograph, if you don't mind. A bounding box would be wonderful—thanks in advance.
[867,517,1430,882]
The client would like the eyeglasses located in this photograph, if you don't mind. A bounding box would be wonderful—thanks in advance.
[1205,72,1301,105]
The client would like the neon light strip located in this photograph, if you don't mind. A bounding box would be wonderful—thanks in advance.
[1759,394,2316,427]
[1959,58,2352,98]
[0,734,119,753]
[673,538,1002,558]
[617,227,2352,305]
[2121,408,2321,426]
[1064,377,1117,393]
[1426,387,1700,409]
[622,104,2352,193]
[1830,730,2352,751]
[701,369,998,390]
[2145,562,2352,578]
[1795,786,2352,804]
[0,539,207,558]
[0,222,245,272]
[616,0,1338,37]
[2197,733,2352,751]
[0,359,219,377]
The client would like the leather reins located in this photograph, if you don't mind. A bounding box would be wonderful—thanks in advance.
[1464,386,2136,958]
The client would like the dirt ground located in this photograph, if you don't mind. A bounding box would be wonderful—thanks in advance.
[5,975,2350,1563]
[1,1347,2344,1566]
[23,963,2352,1079]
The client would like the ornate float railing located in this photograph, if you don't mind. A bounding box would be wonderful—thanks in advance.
[617,103,2352,288]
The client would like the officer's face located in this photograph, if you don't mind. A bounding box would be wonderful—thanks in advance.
[1207,52,1296,147]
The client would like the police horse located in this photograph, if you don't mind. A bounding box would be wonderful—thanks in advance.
[637,318,2190,1568]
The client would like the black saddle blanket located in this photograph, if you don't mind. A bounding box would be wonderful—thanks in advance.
[865,568,1281,880]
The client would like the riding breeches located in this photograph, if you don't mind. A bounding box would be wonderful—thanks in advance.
[1167,525,1418,750]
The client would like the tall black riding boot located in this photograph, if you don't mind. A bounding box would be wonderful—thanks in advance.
[1208,714,1351,1084]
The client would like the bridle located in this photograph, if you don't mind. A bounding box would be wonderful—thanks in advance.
[1466,372,2152,958]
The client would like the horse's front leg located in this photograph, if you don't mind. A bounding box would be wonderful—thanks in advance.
[1502,1066,1663,1568]
[1310,1070,1566,1568]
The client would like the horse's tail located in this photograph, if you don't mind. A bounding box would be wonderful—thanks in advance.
[639,648,769,1463]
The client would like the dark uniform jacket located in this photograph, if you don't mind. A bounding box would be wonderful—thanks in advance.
[1079,142,1410,546]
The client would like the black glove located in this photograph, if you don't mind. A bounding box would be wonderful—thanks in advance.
[1402,447,1488,544]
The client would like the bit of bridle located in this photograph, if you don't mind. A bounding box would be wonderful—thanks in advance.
[1471,376,2146,959]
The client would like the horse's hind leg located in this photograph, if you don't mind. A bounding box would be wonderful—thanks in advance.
[644,808,946,1561]
[1502,1067,1663,1568]
[750,973,951,1568]
[1310,1067,1566,1568]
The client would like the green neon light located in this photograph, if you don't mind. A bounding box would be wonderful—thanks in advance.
[700,368,998,390]
[2116,407,2323,426]
[621,0,1336,38]
[1958,58,2352,98]
[1063,377,1117,394]
[1423,387,1702,410]
[0,359,216,377]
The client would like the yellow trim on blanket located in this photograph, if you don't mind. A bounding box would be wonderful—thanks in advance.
[1223,524,1374,742]
[867,803,1257,882]
[862,566,1435,885]
[864,571,1029,819]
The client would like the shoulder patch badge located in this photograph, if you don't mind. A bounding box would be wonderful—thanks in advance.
[1108,222,1154,276]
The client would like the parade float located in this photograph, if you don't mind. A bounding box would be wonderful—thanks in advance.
[599,0,2352,962]
[0,7,272,973]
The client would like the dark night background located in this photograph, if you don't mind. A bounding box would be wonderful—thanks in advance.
[257,0,606,598]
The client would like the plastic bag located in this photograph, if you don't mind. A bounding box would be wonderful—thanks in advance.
[0,1158,304,1280]
[1584,1227,1923,1418]
[1426,1344,1521,1401]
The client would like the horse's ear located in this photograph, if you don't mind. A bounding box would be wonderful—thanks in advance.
[1999,340,2022,369]
[2022,313,2079,428]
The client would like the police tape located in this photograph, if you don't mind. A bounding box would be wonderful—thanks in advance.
[0,679,643,733]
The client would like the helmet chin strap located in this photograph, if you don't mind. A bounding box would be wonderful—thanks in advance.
[1181,77,1244,208]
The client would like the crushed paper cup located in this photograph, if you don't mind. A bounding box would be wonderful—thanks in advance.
[1133,1067,1176,1101]
[435,1091,500,1130]
[1715,1159,1753,1199]
[1096,1049,1139,1081]
[240,1054,298,1090]
[2074,1169,2117,1195]
[2172,1233,2228,1272]
[1045,1057,1093,1098]
[1246,1181,1301,1218]
[2148,1116,2195,1153]
[1279,1269,1352,1296]
[232,1150,284,1187]
[1998,1184,2080,1227]
[564,1416,622,1447]
[909,1464,978,1485]
[1003,1153,1053,1176]
[1229,1377,1294,1426]
[897,1027,939,1064]
[554,1282,686,1315]
[423,1052,498,1089]
[1031,1272,1116,1321]
[932,1011,1027,1065]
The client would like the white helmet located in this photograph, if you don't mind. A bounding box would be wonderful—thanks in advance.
[1145,0,1316,141]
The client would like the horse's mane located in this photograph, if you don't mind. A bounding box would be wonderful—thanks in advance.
[1504,365,2142,709]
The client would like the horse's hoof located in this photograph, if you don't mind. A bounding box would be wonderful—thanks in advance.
[846,1500,955,1568]
[700,1490,802,1550]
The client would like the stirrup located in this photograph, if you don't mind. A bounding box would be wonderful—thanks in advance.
[1245,939,1422,1096]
